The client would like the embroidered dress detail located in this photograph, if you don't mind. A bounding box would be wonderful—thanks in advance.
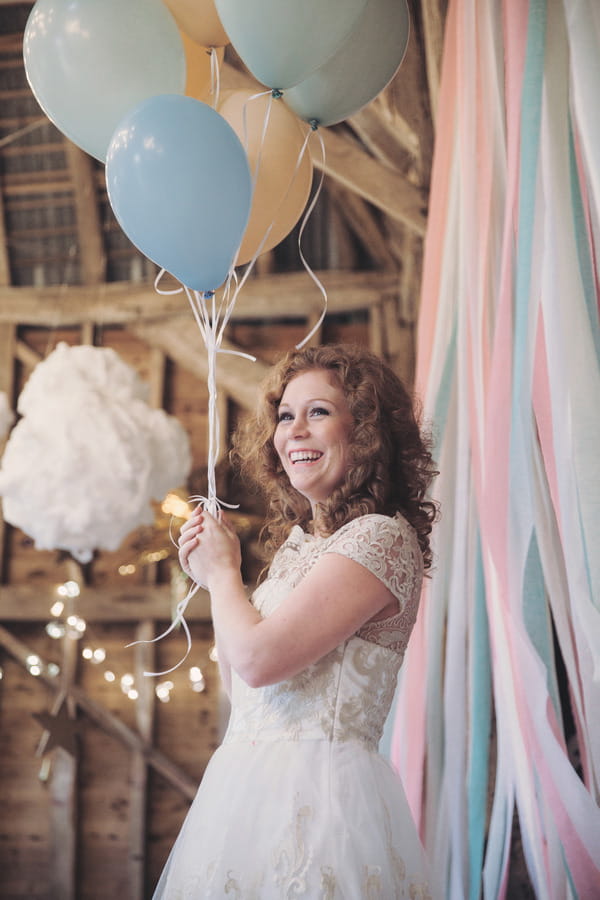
[152,513,433,899]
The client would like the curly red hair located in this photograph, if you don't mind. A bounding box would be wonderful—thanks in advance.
[231,344,438,569]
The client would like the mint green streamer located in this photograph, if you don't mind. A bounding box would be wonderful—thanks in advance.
[467,534,491,900]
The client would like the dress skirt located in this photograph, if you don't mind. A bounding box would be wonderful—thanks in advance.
[152,737,433,899]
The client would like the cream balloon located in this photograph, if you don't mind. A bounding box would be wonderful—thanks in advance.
[218,91,314,265]
[164,0,229,47]
[181,31,224,102]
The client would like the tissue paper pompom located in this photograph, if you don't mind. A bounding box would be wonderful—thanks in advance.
[0,343,191,562]
[0,392,14,441]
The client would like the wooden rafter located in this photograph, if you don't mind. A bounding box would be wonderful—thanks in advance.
[64,141,106,285]
[420,0,446,128]
[0,270,400,325]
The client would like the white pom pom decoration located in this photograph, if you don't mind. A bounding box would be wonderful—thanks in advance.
[0,392,14,441]
[0,342,191,562]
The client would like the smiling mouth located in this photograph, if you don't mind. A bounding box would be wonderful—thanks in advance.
[289,451,323,464]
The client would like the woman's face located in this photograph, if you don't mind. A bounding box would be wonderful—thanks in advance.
[274,368,354,515]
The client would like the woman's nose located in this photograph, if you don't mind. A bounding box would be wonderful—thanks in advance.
[292,415,309,438]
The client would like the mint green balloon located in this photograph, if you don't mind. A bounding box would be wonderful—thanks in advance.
[284,0,410,127]
[23,0,185,162]
[215,0,368,90]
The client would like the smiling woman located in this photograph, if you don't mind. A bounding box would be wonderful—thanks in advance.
[156,344,440,898]
[273,369,354,518]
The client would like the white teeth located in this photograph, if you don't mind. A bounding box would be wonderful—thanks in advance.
[290,450,322,463]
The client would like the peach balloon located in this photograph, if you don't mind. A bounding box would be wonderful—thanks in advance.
[164,0,229,48]
[181,31,224,102]
[218,90,313,265]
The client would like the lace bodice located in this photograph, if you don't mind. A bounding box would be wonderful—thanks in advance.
[224,514,423,751]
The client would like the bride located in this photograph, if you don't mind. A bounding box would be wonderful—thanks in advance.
[153,343,438,899]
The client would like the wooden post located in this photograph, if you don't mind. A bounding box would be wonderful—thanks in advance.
[0,324,15,583]
[129,621,156,900]
[46,558,83,900]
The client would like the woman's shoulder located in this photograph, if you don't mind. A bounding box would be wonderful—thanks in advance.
[325,512,423,602]
[332,511,418,545]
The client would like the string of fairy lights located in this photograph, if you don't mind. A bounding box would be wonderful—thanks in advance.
[22,576,215,703]
[12,495,217,704]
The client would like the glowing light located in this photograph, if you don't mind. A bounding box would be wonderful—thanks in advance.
[155,680,174,703]
[92,648,106,663]
[104,671,116,683]
[47,663,60,678]
[145,549,169,563]
[50,600,64,617]
[189,666,203,682]
[120,673,135,692]
[57,580,80,599]
[127,688,139,700]
[29,665,42,677]
[118,564,136,575]
[82,647,93,660]
[161,492,192,519]
[208,645,219,662]
[46,621,65,639]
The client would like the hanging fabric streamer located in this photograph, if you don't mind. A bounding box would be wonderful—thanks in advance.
[391,1,600,897]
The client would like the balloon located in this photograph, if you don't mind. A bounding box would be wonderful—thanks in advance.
[284,0,410,127]
[164,0,230,48]
[214,0,368,90]
[105,95,252,291]
[182,32,224,102]
[218,91,313,265]
[23,0,186,162]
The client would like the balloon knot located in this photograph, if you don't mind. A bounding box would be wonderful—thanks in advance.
[203,290,215,298]
[309,119,320,131]
[271,89,283,99]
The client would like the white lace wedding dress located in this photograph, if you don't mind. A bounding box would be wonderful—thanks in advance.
[153,513,434,899]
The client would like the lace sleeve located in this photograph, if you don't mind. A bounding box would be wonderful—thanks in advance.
[323,513,423,607]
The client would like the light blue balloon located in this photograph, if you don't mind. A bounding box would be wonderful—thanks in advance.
[23,0,185,162]
[215,0,368,90]
[106,95,252,292]
[284,0,410,127]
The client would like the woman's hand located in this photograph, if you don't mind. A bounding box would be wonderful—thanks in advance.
[178,507,241,588]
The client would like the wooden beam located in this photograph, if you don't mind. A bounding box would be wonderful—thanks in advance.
[0,172,11,286]
[130,324,267,412]
[0,583,211,622]
[64,141,106,284]
[0,324,16,583]
[349,100,420,167]
[130,621,156,900]
[327,183,399,271]
[421,0,446,128]
[0,270,398,325]
[0,623,198,799]
[48,628,79,900]
[314,127,427,235]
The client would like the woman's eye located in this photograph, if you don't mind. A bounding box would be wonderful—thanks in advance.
[310,407,329,417]
[277,411,293,422]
